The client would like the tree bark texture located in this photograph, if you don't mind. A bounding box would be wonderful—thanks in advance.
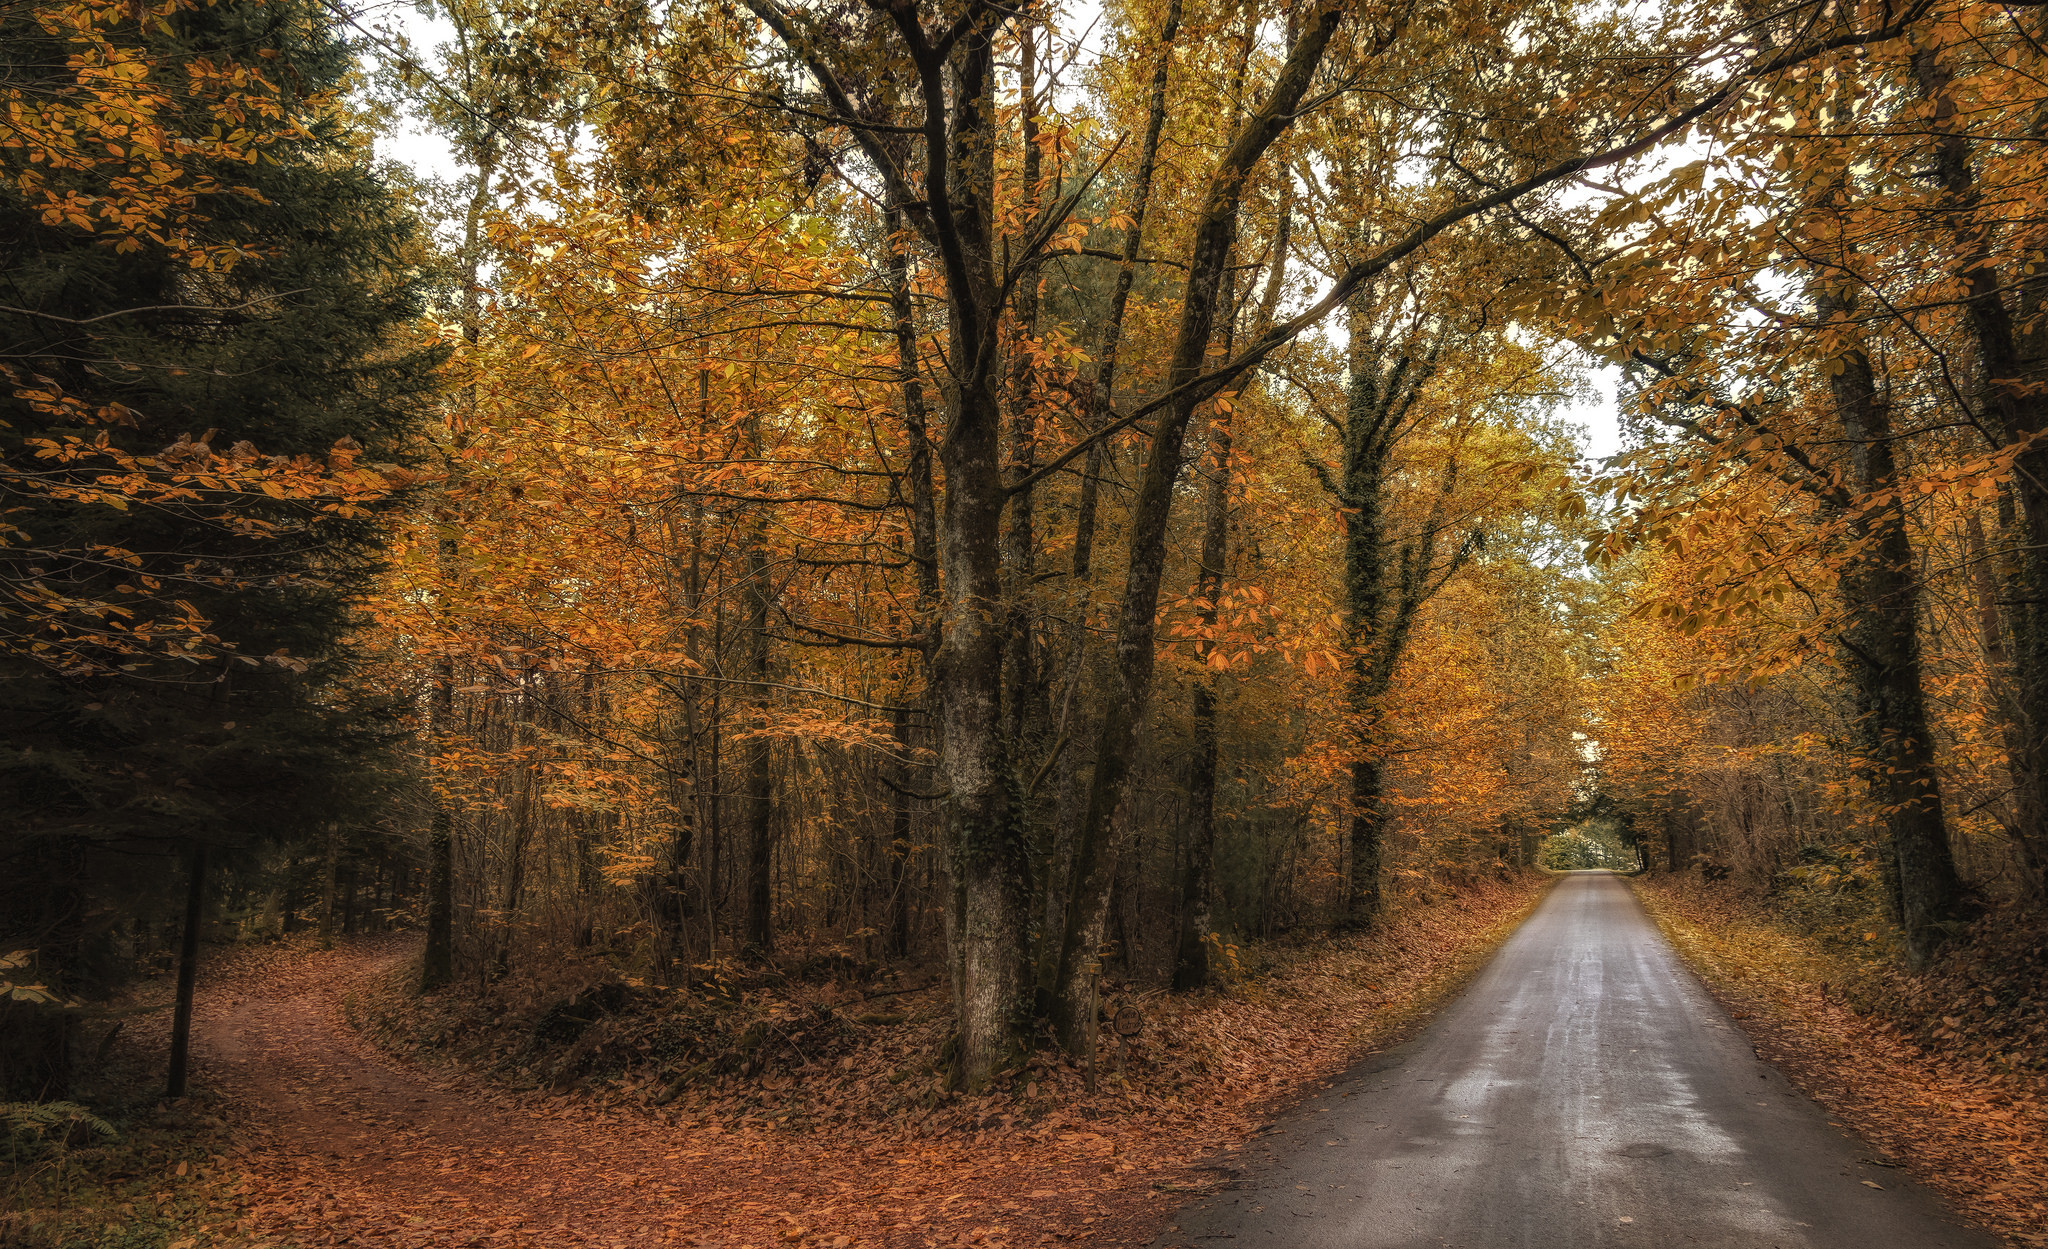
[1038,0,1181,1002]
[888,9,1035,1086]
[1325,318,1461,929]
[1815,289,1965,966]
[1003,17,1045,769]
[886,195,938,962]
[1174,408,1232,991]
[1913,48,2048,895]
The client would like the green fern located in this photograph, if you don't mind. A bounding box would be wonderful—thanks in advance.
[0,1100,119,1145]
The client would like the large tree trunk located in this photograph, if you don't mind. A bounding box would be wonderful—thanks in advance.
[1047,3,1347,1044]
[908,21,1033,1088]
[885,197,938,962]
[936,365,1031,1083]
[1782,47,1963,952]
[1816,285,1965,965]
[1330,321,1450,929]
[1039,0,1182,1008]
[1173,407,1232,991]
[1983,495,2048,890]
[936,326,1032,1081]
[1340,411,1392,928]
[1345,755,1388,926]
[748,0,1341,1075]
[886,201,940,619]
[1002,17,1045,772]
[1914,49,2048,895]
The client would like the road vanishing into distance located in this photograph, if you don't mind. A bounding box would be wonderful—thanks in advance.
[1158,872,2001,1249]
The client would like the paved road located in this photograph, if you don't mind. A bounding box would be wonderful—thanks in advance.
[1159,872,2001,1249]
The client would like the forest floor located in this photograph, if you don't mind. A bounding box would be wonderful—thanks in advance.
[4,874,1546,1249]
[1634,875,2048,1247]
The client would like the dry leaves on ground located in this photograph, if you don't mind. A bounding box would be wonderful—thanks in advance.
[1635,876,2047,1247]
[56,875,1546,1249]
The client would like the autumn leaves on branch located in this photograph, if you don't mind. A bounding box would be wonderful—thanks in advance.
[367,0,2048,1084]
[10,0,2048,1102]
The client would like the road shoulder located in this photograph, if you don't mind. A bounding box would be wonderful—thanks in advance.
[1632,875,2044,1248]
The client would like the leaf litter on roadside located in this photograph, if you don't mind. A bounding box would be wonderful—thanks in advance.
[98,878,1547,1248]
[1636,877,2047,1247]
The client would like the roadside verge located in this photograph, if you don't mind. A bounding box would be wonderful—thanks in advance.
[1633,875,2046,1248]
[7,874,1553,1249]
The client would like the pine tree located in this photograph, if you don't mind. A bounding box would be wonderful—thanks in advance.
[0,0,443,1097]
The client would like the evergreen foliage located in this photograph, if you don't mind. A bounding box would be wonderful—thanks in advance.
[0,0,442,1097]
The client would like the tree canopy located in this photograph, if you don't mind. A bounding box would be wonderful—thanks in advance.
[6,0,2047,1101]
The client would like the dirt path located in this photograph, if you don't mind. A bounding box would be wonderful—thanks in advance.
[195,939,1190,1249]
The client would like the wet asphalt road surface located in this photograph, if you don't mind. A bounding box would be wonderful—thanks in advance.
[1158,872,2002,1249]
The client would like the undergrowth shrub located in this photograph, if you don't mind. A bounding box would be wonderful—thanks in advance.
[2,1102,117,1160]
[1771,841,1891,951]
